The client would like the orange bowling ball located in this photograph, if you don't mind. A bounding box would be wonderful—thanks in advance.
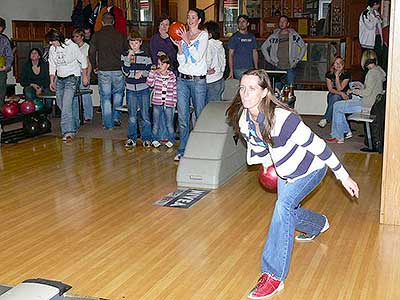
[259,165,278,193]
[168,21,185,41]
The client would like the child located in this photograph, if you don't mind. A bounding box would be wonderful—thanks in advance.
[146,54,177,148]
[121,31,153,148]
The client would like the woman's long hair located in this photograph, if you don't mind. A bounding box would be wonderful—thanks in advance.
[226,69,294,145]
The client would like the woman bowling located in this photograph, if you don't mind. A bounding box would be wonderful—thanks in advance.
[226,69,359,299]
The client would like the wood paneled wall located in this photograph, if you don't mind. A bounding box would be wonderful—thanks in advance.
[380,0,400,225]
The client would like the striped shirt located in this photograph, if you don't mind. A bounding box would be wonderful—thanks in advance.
[146,70,177,107]
[239,108,349,182]
[121,50,152,91]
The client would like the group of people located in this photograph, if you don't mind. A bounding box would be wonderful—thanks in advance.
[315,1,387,145]
[86,9,227,161]
[1,1,391,299]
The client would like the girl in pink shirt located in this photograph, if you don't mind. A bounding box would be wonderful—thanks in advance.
[146,54,177,148]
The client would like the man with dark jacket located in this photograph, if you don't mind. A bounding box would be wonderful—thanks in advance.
[89,12,128,129]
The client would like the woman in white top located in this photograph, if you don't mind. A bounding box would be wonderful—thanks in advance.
[46,28,88,142]
[172,8,208,161]
[204,20,226,102]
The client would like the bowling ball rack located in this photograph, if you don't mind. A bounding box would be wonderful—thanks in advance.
[0,109,51,145]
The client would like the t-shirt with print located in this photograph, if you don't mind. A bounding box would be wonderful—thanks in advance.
[228,31,257,70]
[325,70,351,92]
[277,32,290,69]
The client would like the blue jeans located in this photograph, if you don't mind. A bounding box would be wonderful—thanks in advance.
[177,77,207,155]
[330,99,362,139]
[274,67,296,90]
[98,70,125,129]
[324,93,343,122]
[152,105,175,143]
[55,76,80,135]
[261,166,328,280]
[126,88,152,142]
[206,78,225,102]
[73,77,93,121]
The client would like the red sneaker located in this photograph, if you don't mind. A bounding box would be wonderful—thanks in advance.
[326,137,344,144]
[248,273,284,299]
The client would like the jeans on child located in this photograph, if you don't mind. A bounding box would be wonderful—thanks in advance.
[152,104,175,143]
[126,88,152,142]
[261,166,327,280]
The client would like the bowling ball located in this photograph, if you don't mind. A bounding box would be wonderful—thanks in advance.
[0,55,5,68]
[168,21,185,41]
[33,99,45,112]
[20,100,36,114]
[37,117,52,133]
[23,119,40,136]
[259,165,278,193]
[1,102,19,118]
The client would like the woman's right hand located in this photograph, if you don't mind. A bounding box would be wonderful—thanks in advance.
[341,176,359,198]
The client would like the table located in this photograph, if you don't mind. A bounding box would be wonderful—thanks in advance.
[265,70,288,90]
[37,89,93,125]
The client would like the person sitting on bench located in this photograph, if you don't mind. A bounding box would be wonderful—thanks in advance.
[326,50,386,144]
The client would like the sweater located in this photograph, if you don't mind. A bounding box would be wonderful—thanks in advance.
[146,70,177,107]
[48,39,87,77]
[89,25,128,71]
[149,32,177,70]
[177,31,208,76]
[360,65,386,113]
[261,28,306,69]
[239,108,349,182]
[20,61,50,88]
[206,38,226,84]
[121,50,152,91]
[359,6,383,49]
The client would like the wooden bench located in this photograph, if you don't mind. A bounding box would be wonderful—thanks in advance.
[347,112,375,151]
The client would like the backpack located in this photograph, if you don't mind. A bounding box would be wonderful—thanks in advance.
[368,93,386,153]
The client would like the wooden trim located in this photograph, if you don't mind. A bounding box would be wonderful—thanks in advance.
[380,0,400,225]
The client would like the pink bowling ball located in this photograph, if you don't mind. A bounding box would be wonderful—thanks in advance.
[20,100,36,114]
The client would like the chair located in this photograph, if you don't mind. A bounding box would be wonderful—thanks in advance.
[347,112,375,151]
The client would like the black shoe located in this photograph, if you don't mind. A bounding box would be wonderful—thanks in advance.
[96,107,102,114]
[114,120,121,127]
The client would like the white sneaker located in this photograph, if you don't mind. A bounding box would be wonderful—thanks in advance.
[165,141,174,148]
[143,141,151,148]
[125,139,136,148]
[152,140,161,148]
[62,133,74,142]
[174,154,182,161]
[318,119,327,128]
[345,132,353,139]
[295,215,329,241]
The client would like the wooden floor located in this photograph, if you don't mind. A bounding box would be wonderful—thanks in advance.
[0,136,399,300]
